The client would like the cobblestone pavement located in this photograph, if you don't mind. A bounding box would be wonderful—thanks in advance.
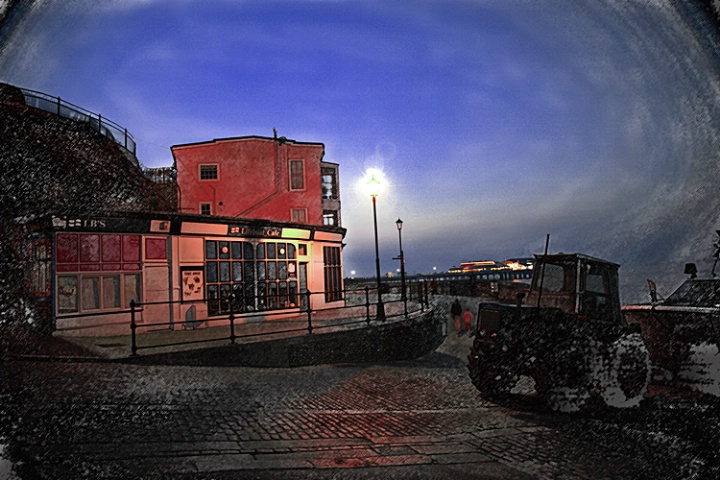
[1,332,719,480]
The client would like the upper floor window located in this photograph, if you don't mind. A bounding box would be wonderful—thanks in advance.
[199,164,218,181]
[291,209,307,224]
[200,203,212,215]
[321,167,338,199]
[323,210,338,226]
[289,160,305,191]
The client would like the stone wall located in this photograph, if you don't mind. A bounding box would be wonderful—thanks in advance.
[122,310,444,368]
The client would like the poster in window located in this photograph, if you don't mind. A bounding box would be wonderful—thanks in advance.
[181,267,204,302]
[57,276,78,314]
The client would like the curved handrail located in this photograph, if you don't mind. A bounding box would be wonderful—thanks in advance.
[18,86,137,158]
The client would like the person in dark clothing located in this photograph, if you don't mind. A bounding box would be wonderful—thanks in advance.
[450,298,463,335]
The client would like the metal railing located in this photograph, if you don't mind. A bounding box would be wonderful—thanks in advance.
[128,283,431,356]
[18,86,137,158]
[348,274,530,301]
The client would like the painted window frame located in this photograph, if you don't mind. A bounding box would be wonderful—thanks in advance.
[255,242,299,311]
[321,167,338,199]
[55,232,143,316]
[199,164,219,181]
[322,210,338,226]
[291,208,308,224]
[57,272,142,315]
[289,159,305,191]
[205,240,256,316]
[323,245,343,302]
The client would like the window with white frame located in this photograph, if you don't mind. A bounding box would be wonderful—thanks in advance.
[199,164,218,181]
[321,167,338,199]
[322,210,338,226]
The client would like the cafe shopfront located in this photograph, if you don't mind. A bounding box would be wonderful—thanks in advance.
[24,212,346,336]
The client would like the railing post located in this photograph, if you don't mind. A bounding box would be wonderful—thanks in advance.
[425,281,430,310]
[364,286,371,325]
[403,284,408,318]
[229,293,236,344]
[57,96,61,115]
[124,128,129,150]
[421,282,427,312]
[305,290,313,334]
[130,299,138,356]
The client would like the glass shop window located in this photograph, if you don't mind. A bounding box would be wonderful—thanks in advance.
[55,232,143,315]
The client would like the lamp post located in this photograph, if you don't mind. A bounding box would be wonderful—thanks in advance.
[396,218,407,316]
[366,171,386,321]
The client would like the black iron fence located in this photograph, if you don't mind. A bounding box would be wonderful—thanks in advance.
[128,282,431,356]
[19,86,137,158]
[350,274,531,301]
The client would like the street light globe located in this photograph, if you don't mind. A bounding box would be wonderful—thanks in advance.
[363,168,385,198]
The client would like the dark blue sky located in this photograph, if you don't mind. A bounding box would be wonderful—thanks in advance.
[2,1,720,300]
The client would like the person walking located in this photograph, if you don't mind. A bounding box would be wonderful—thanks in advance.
[450,298,463,335]
[462,307,474,337]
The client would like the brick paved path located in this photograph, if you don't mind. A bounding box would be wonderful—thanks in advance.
[0,334,715,479]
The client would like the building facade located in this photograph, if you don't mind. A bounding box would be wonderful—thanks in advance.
[171,135,341,228]
[24,212,346,336]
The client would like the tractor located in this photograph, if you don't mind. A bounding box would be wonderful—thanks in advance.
[467,253,651,412]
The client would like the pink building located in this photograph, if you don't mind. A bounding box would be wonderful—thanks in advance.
[171,135,341,228]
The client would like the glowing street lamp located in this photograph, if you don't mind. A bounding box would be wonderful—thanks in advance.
[396,218,407,317]
[365,169,386,321]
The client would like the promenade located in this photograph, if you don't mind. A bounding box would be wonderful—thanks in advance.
[1,297,718,479]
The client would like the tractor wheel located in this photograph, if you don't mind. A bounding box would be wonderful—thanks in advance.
[594,333,651,408]
[535,340,595,413]
[467,344,519,400]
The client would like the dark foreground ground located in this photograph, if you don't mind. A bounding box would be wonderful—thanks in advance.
[1,325,719,480]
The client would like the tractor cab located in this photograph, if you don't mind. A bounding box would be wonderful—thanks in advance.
[526,253,623,324]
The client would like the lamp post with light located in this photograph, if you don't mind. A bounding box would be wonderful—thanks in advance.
[366,170,386,321]
[395,218,407,316]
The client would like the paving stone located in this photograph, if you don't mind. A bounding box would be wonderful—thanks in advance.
[366,435,445,445]
[430,451,495,465]
[310,456,376,469]
[363,454,435,467]
[190,453,310,472]
[370,444,417,456]
[470,427,523,439]
[411,442,479,455]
